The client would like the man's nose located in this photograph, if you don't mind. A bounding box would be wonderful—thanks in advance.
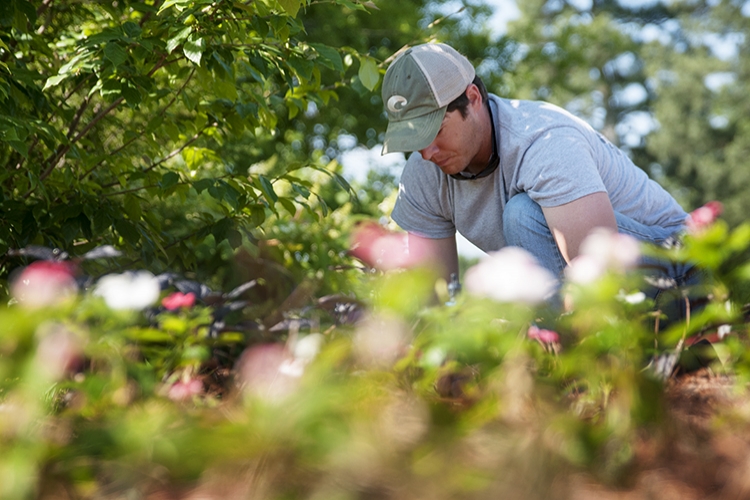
[419,142,438,161]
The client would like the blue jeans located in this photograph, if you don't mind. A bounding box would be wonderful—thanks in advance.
[503,193,703,322]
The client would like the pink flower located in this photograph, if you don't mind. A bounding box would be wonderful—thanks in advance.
[464,247,558,304]
[35,322,84,380]
[686,201,723,234]
[349,222,432,271]
[236,344,299,402]
[527,325,560,344]
[167,378,203,401]
[162,292,196,310]
[10,261,78,309]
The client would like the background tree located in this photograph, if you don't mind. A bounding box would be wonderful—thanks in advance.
[504,0,750,227]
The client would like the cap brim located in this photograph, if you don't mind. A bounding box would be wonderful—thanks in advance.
[381,107,446,155]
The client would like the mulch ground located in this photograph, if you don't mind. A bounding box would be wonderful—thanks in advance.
[571,369,750,500]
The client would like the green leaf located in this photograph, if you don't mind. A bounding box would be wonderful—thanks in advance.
[157,0,188,15]
[358,56,380,91]
[288,55,314,81]
[43,74,67,91]
[120,81,141,107]
[160,171,180,190]
[184,37,206,66]
[104,43,128,67]
[124,194,142,221]
[278,0,301,17]
[278,197,297,217]
[115,219,141,244]
[257,175,278,204]
[333,172,353,194]
[248,205,266,227]
[212,217,231,240]
[214,78,238,101]
[311,43,344,73]
[125,327,173,343]
[8,141,28,158]
[122,21,142,39]
[83,27,125,46]
[167,26,192,54]
[193,178,214,193]
[292,183,310,199]
[227,228,243,249]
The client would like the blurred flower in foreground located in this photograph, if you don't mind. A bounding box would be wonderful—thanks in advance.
[292,333,324,365]
[167,378,203,402]
[616,290,646,305]
[353,313,409,367]
[349,222,432,271]
[686,201,723,234]
[527,325,560,344]
[161,291,196,310]
[237,344,301,402]
[10,261,78,309]
[94,271,160,310]
[464,247,557,304]
[566,229,641,284]
[35,322,84,380]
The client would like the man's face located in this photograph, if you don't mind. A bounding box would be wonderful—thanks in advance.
[417,89,486,176]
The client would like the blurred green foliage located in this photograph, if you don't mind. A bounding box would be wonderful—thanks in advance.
[2,216,750,499]
[4,0,750,498]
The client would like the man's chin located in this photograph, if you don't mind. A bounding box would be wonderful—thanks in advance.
[438,163,467,176]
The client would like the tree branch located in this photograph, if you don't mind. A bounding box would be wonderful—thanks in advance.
[77,66,197,183]
[99,122,215,190]
[31,54,173,193]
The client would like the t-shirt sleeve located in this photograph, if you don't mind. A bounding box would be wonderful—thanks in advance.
[391,155,456,239]
[516,126,607,207]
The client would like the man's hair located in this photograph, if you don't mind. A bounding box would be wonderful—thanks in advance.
[446,76,488,118]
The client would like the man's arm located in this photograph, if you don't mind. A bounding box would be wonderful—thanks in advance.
[541,192,618,264]
[408,233,459,281]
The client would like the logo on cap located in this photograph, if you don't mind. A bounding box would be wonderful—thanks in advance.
[387,95,408,113]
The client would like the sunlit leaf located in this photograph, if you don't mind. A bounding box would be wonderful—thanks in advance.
[358,56,380,91]
[183,37,206,66]
[278,0,301,17]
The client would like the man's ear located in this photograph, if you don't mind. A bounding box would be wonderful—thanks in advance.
[466,83,482,108]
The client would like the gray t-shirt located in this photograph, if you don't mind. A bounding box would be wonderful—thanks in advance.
[391,95,687,253]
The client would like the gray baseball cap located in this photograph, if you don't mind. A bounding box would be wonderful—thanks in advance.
[381,43,476,154]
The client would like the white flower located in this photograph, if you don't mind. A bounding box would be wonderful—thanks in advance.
[464,247,558,304]
[579,229,641,271]
[293,333,324,363]
[565,254,607,284]
[566,229,641,284]
[353,313,409,367]
[94,270,161,310]
[616,290,646,304]
[718,324,732,339]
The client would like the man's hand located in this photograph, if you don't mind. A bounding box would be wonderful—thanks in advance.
[541,191,618,264]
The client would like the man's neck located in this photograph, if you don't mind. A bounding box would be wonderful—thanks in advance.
[465,103,495,175]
